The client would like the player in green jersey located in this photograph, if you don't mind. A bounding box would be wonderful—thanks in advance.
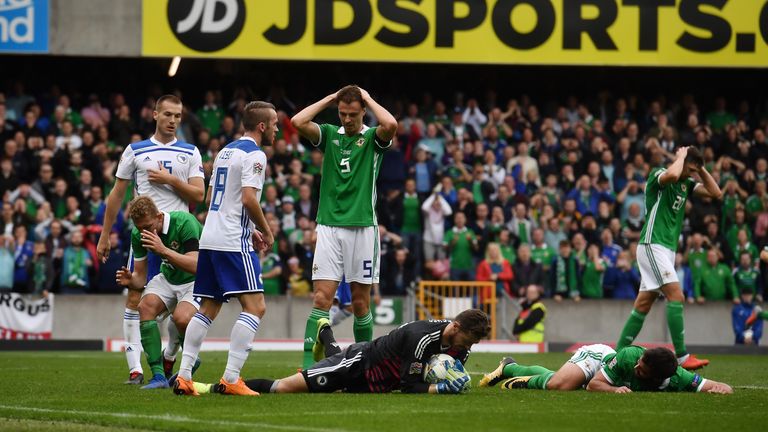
[587,346,732,394]
[481,346,731,394]
[116,196,202,389]
[617,147,721,370]
[291,85,397,368]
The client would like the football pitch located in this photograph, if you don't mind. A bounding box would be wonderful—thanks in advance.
[0,351,765,432]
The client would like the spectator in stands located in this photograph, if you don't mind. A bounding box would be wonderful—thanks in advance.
[197,90,225,136]
[476,242,514,297]
[732,288,763,345]
[444,211,478,282]
[508,203,532,245]
[733,251,760,299]
[29,241,53,296]
[696,249,736,303]
[409,146,437,200]
[96,231,125,294]
[513,285,546,343]
[462,98,487,138]
[0,235,13,290]
[12,225,33,292]
[421,190,452,268]
[81,94,110,130]
[581,244,606,299]
[511,244,544,297]
[260,248,283,295]
[60,229,91,294]
[552,239,580,301]
[287,256,310,297]
[382,247,415,296]
[733,228,759,264]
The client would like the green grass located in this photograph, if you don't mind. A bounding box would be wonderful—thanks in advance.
[0,351,765,432]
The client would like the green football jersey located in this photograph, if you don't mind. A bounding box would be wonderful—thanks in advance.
[131,211,202,285]
[734,268,759,295]
[314,123,389,227]
[580,259,606,299]
[531,244,555,269]
[601,346,705,392]
[640,168,697,251]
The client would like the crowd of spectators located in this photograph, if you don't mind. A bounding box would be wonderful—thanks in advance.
[1,81,767,304]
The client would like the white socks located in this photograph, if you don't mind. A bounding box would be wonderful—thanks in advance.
[179,312,211,381]
[165,318,181,360]
[123,308,142,374]
[223,312,260,384]
[331,306,353,326]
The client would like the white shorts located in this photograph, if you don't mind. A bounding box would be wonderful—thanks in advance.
[567,344,616,382]
[313,224,380,284]
[637,243,678,291]
[141,273,199,318]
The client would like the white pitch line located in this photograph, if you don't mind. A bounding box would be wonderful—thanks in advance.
[734,385,768,390]
[0,405,347,432]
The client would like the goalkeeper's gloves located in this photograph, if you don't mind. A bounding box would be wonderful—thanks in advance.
[436,361,471,394]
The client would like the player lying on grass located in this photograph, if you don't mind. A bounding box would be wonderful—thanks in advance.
[178,309,489,396]
[480,344,732,394]
[116,196,202,389]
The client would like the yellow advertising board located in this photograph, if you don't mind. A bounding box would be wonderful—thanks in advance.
[143,0,768,67]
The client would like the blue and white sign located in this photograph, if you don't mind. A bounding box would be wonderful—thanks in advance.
[0,0,48,53]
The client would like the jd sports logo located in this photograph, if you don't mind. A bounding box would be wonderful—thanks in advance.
[168,0,245,52]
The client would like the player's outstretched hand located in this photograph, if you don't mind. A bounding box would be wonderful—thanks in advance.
[115,266,132,287]
[706,382,733,395]
[97,234,111,263]
[614,386,632,394]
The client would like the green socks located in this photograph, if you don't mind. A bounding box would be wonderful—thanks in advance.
[527,372,555,390]
[666,301,687,358]
[503,363,554,378]
[139,320,164,377]
[617,309,647,350]
[303,308,329,369]
[353,311,374,343]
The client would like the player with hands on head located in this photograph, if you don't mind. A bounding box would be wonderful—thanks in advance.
[291,85,397,368]
[616,146,721,371]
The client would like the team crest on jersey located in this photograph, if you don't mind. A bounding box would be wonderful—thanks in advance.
[176,153,188,163]
[312,264,319,274]
[409,362,423,375]
[608,358,617,369]
[333,140,340,146]
[681,184,687,192]
[356,138,365,147]
[170,241,179,250]
[254,162,263,175]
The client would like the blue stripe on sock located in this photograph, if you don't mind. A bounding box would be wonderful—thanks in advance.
[237,314,260,332]
[193,312,212,327]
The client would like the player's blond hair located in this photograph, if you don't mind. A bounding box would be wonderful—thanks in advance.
[129,196,159,221]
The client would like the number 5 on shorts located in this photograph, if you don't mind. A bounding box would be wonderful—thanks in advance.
[363,260,372,278]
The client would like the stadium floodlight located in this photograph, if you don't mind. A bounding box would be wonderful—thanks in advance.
[168,56,182,77]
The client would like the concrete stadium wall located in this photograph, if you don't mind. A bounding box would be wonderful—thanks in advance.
[49,1,141,56]
[52,295,737,345]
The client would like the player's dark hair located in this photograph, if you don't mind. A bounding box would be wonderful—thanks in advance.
[155,94,182,111]
[336,85,365,107]
[242,101,276,132]
[129,196,159,221]
[642,347,678,381]
[684,146,703,167]
[454,309,491,339]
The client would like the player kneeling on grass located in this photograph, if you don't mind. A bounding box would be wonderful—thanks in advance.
[480,345,731,394]
[116,196,202,389]
[194,309,489,395]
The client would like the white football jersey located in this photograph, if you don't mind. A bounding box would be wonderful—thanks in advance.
[199,136,267,252]
[116,136,204,212]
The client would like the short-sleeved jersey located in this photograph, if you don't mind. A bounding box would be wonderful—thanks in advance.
[362,319,469,393]
[600,346,707,392]
[116,137,204,212]
[131,211,202,285]
[199,137,267,252]
[313,124,390,227]
[640,168,698,251]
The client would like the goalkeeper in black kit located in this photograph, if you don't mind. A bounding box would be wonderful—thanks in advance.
[184,309,489,396]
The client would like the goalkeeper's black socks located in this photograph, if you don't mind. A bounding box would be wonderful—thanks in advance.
[244,379,277,393]
[319,325,342,357]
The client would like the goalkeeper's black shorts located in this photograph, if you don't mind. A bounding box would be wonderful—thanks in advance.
[302,342,370,393]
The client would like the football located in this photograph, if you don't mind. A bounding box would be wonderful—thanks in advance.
[423,354,456,384]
